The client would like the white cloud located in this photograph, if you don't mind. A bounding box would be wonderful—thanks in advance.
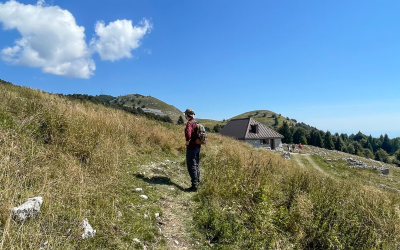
[0,0,95,78]
[0,1,151,78]
[90,19,152,61]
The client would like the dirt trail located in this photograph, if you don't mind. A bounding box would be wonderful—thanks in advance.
[291,153,306,168]
[158,195,195,249]
[292,153,329,177]
[142,160,200,249]
[304,154,329,176]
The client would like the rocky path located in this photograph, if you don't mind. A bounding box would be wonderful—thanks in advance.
[137,159,200,249]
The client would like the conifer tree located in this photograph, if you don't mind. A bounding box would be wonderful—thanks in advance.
[354,131,366,141]
[177,115,184,125]
[391,138,400,155]
[293,128,306,144]
[367,135,376,152]
[310,130,320,146]
[340,133,349,143]
[335,136,344,151]
[316,133,324,148]
[278,122,292,143]
[274,116,279,126]
[365,141,373,153]
[324,131,334,150]
[381,134,392,154]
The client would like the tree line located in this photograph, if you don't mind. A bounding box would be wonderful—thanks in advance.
[278,121,400,164]
[0,78,12,85]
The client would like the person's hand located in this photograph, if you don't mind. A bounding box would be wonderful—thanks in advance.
[186,141,189,146]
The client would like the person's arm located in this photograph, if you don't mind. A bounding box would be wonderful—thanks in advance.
[185,121,193,146]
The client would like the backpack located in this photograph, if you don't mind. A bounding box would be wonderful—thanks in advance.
[192,121,207,145]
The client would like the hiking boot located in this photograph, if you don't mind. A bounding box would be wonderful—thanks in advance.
[185,186,198,192]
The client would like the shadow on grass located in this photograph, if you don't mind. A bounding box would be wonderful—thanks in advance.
[133,174,186,191]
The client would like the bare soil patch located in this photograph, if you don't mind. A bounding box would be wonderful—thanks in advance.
[158,196,195,249]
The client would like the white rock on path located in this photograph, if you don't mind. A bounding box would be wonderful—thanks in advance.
[81,218,96,239]
[140,195,148,199]
[12,196,43,222]
[135,188,143,192]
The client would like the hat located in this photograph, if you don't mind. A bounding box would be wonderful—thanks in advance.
[183,108,195,116]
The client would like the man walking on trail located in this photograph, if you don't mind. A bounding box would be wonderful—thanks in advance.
[184,108,201,192]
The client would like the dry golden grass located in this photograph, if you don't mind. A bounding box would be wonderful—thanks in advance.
[1,83,400,249]
[0,84,186,249]
[196,140,400,249]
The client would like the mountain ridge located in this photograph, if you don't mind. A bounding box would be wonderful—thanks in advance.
[110,94,183,123]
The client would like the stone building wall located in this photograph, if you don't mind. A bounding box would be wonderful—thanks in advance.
[245,138,282,150]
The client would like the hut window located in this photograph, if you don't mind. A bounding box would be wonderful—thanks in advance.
[262,139,269,144]
[250,124,259,133]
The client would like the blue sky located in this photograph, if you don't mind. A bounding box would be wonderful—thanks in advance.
[0,0,399,138]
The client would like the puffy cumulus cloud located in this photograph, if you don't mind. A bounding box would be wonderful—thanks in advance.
[90,19,152,61]
[0,0,95,78]
[0,1,151,78]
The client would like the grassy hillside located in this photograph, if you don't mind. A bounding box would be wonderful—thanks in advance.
[0,82,190,249]
[111,94,182,123]
[196,119,227,131]
[231,110,296,129]
[198,109,296,132]
[1,81,400,249]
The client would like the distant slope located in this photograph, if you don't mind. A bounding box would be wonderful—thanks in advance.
[96,94,116,103]
[198,109,296,131]
[230,110,296,129]
[196,118,227,130]
[111,94,183,122]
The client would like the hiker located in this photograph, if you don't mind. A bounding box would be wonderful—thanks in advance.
[292,144,295,152]
[184,108,201,192]
[298,143,303,153]
[287,144,290,152]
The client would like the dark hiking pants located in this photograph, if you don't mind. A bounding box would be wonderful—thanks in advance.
[186,148,200,187]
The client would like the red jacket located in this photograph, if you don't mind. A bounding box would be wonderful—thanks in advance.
[185,118,201,150]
